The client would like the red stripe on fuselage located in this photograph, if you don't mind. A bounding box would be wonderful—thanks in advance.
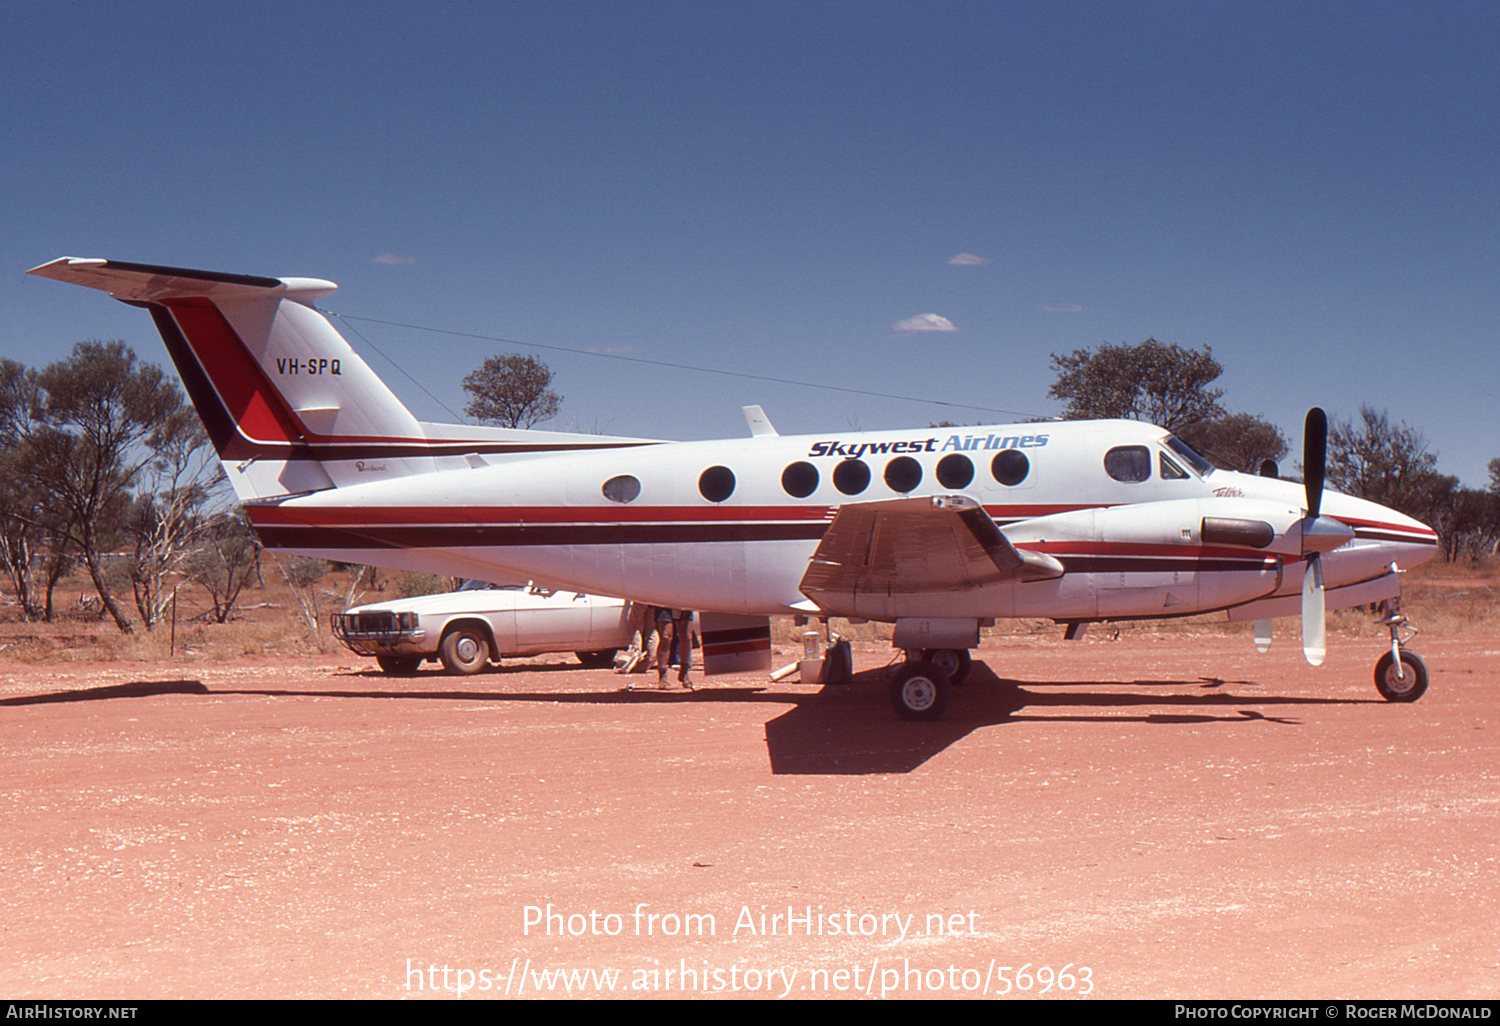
[246,504,838,526]
[246,502,1100,528]
[1024,540,1279,562]
[243,498,1104,525]
[1334,515,1439,543]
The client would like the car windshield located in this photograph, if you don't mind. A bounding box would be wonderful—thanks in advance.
[457,579,520,592]
[1164,435,1215,477]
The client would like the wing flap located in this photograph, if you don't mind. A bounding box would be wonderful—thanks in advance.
[799,495,1061,605]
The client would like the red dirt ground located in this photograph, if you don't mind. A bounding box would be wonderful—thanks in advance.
[1,631,1497,1000]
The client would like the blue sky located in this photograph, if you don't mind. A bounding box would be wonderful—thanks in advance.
[4,0,1497,487]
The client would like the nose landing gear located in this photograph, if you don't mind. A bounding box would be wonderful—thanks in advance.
[1373,594,1427,702]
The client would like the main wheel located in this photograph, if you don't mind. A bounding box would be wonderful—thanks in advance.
[439,625,490,675]
[922,648,972,685]
[375,655,422,676]
[1374,650,1428,702]
[890,660,951,721]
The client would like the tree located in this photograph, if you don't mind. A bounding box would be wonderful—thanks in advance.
[124,409,226,629]
[462,353,562,429]
[1176,412,1290,474]
[183,510,261,624]
[0,358,51,619]
[21,341,187,633]
[1424,478,1500,563]
[1323,406,1442,521]
[1047,338,1225,432]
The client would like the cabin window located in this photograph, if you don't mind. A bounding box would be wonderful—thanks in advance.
[991,449,1030,486]
[833,458,870,495]
[884,456,922,493]
[936,453,974,490]
[1104,445,1151,483]
[601,475,640,503]
[698,465,736,503]
[781,461,819,498]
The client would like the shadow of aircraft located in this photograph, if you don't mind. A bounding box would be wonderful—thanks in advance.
[762,662,1360,774]
[3,661,1366,775]
[0,679,211,705]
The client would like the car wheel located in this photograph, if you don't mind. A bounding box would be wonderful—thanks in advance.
[439,625,490,675]
[375,655,422,676]
[575,649,618,669]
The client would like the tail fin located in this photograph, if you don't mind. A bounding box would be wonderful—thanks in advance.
[27,257,654,502]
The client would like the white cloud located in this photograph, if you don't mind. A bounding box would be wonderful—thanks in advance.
[370,253,416,265]
[893,312,958,333]
[948,253,988,265]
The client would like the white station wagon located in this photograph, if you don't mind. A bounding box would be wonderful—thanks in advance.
[331,581,635,675]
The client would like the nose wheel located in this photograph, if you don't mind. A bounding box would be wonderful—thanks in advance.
[1373,595,1427,702]
[1375,649,1428,702]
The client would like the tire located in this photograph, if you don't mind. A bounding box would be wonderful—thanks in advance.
[439,624,490,675]
[375,655,422,676]
[575,649,618,669]
[890,660,951,721]
[1374,650,1428,702]
[821,639,852,685]
[922,648,972,685]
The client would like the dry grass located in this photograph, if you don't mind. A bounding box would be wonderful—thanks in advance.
[3,554,1496,666]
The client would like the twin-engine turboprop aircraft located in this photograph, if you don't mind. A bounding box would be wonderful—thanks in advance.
[27,257,1440,719]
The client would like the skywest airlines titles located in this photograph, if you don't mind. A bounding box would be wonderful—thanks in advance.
[807,433,1051,459]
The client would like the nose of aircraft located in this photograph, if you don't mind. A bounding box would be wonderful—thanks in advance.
[1322,490,1441,574]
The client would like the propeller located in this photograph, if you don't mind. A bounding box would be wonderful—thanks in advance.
[1248,408,1349,661]
[1299,407,1345,666]
[1304,407,1327,519]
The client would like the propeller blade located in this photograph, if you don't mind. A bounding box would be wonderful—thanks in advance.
[1253,618,1273,654]
[1302,553,1326,666]
[1304,407,1327,519]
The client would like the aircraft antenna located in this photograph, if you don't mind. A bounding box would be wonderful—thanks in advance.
[330,312,1046,422]
[330,313,469,423]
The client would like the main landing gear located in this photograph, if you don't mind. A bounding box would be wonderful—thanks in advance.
[889,648,971,721]
[1373,595,1427,702]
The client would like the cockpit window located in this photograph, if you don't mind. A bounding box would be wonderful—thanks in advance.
[1159,453,1188,480]
[1164,435,1214,476]
[1104,445,1151,483]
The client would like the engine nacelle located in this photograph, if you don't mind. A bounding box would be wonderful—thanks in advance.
[1005,497,1297,620]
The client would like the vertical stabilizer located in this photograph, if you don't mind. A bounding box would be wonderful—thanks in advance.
[28,258,435,501]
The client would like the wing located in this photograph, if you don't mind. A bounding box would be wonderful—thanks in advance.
[798,495,1062,608]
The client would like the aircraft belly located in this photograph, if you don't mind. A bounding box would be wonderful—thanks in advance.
[620,541,747,612]
[848,581,1021,622]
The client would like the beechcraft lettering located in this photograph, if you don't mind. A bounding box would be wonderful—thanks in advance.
[275,357,341,375]
[808,434,1050,459]
[27,256,1441,721]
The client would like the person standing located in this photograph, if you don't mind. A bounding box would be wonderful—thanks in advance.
[654,607,695,690]
[671,608,695,689]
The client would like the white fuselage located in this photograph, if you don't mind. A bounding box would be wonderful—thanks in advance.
[247,418,1438,623]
